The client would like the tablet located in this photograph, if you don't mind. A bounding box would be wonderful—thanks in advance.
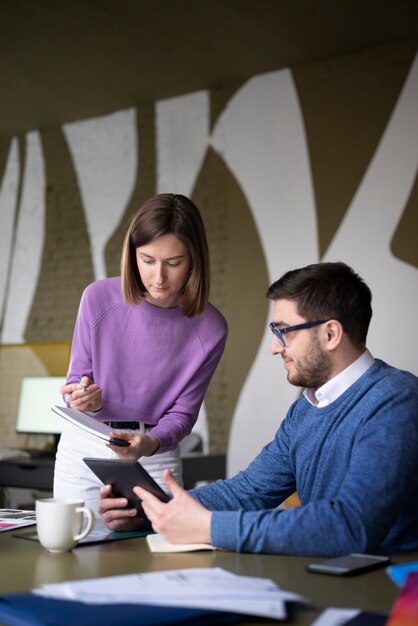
[14,520,150,546]
[83,457,170,520]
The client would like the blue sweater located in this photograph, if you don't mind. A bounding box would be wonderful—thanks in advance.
[192,360,418,556]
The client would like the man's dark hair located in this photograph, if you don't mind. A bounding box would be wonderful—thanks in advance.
[266,262,373,348]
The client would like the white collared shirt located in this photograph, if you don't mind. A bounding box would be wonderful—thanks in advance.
[304,349,375,407]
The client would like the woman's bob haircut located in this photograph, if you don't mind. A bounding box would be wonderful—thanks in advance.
[121,193,210,317]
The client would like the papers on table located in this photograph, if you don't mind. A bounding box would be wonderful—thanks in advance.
[0,509,36,533]
[146,533,217,553]
[0,448,30,460]
[33,567,306,620]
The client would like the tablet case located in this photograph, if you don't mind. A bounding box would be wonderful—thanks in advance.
[83,457,170,525]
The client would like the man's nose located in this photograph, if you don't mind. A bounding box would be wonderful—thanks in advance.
[270,335,285,355]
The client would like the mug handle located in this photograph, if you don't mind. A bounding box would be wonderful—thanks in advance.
[74,507,95,541]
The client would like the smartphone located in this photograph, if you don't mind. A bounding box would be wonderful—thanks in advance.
[108,436,130,447]
[306,553,391,575]
[83,457,170,522]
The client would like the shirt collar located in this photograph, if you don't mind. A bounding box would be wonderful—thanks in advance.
[304,349,375,407]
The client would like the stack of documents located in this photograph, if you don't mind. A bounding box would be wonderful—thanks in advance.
[0,509,36,533]
[33,567,306,620]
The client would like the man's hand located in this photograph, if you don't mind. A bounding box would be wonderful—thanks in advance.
[99,484,145,532]
[135,469,212,544]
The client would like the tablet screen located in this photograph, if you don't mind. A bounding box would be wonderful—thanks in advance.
[83,457,170,517]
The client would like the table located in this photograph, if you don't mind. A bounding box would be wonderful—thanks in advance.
[0,529,412,625]
[0,452,226,492]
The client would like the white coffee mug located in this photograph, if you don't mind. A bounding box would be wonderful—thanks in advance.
[36,498,95,553]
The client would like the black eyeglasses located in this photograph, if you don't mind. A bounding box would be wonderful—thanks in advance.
[269,320,330,347]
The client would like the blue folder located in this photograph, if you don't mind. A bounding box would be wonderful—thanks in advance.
[386,561,418,586]
[343,613,388,625]
[0,593,241,626]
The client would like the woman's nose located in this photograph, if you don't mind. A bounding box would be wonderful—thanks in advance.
[155,263,166,283]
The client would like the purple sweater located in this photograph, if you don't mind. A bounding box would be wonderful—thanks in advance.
[67,277,228,453]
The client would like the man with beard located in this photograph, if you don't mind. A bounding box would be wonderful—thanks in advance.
[100,262,418,557]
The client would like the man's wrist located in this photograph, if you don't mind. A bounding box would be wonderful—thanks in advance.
[205,511,213,544]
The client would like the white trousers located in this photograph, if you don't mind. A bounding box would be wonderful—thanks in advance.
[53,422,182,517]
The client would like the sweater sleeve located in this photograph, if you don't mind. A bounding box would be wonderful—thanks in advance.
[191,412,296,511]
[66,287,94,385]
[147,314,228,453]
[193,385,418,556]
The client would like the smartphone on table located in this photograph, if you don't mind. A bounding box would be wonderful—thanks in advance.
[306,553,391,575]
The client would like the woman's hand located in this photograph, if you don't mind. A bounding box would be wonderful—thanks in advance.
[99,484,145,531]
[59,376,103,412]
[107,433,160,460]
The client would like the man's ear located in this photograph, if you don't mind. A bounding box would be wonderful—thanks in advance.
[324,320,344,350]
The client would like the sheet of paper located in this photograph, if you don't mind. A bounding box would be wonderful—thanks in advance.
[34,567,306,620]
[146,533,217,553]
[310,608,361,626]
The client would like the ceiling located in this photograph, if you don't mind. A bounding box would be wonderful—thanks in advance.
[1,0,418,138]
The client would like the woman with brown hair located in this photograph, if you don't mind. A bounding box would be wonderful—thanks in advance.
[54,193,227,516]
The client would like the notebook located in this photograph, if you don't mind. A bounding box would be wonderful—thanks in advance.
[146,533,217,553]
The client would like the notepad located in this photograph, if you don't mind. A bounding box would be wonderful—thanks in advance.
[51,405,128,447]
[146,533,217,553]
